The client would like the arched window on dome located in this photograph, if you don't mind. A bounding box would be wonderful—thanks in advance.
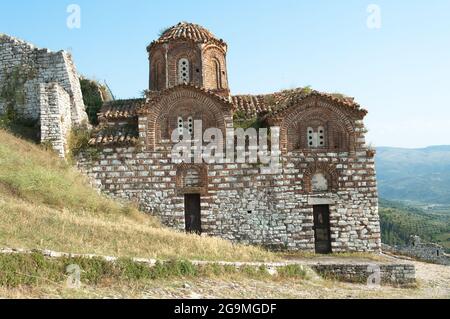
[213,59,222,89]
[178,58,190,84]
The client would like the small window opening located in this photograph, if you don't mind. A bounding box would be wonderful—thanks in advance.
[307,126,326,148]
[178,58,190,84]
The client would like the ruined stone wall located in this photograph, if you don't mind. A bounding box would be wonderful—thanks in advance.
[39,83,72,157]
[382,238,450,266]
[78,146,381,253]
[0,34,88,156]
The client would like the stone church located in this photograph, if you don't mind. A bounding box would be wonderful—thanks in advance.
[79,22,380,253]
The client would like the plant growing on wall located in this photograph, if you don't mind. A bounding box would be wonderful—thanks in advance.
[67,126,101,163]
[79,78,111,126]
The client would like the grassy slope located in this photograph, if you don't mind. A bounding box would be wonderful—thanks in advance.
[0,130,274,262]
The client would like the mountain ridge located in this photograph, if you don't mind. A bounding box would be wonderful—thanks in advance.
[376,145,450,205]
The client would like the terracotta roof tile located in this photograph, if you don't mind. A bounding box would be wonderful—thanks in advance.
[89,128,139,146]
[232,88,366,119]
[148,22,226,50]
[99,99,144,120]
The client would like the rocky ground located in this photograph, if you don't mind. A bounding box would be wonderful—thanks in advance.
[1,258,449,299]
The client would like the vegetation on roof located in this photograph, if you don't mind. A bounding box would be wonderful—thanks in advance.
[158,26,172,37]
[79,78,114,125]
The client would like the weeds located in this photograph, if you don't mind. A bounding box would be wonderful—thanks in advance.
[0,253,309,288]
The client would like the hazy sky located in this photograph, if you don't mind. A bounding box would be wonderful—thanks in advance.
[1,0,449,148]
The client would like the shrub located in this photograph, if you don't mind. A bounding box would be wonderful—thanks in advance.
[67,126,100,163]
[277,264,308,279]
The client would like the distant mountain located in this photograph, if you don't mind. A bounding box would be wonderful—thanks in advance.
[376,146,450,205]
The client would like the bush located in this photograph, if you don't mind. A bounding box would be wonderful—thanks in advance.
[79,78,105,125]
[277,264,308,279]
[67,126,100,163]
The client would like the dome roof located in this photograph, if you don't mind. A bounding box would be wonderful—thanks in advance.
[149,22,226,49]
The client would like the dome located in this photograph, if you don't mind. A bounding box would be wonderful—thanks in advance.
[149,22,226,49]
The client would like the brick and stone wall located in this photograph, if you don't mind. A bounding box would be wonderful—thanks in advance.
[0,34,88,156]
[81,22,381,253]
[78,145,381,253]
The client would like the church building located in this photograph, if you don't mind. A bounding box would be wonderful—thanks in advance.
[80,22,381,253]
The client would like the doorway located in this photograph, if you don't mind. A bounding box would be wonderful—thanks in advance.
[313,205,332,254]
[184,194,201,234]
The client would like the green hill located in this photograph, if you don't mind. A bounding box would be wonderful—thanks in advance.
[0,129,273,262]
[379,199,450,252]
[376,146,450,205]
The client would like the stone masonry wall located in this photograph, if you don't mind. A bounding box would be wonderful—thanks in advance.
[39,83,72,157]
[311,263,416,287]
[78,146,381,253]
[0,34,88,156]
[382,237,450,266]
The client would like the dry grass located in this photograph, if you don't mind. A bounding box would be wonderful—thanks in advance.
[0,130,275,262]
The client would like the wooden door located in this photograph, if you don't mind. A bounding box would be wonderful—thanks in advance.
[184,194,201,234]
[313,205,332,254]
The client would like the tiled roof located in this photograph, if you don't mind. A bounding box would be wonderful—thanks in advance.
[232,88,366,119]
[231,95,269,117]
[88,128,139,146]
[148,22,226,49]
[99,99,144,120]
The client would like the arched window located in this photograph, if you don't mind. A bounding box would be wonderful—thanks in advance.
[178,58,190,84]
[307,126,326,148]
[213,59,222,89]
[177,116,194,136]
[177,116,184,135]
[318,126,325,147]
[312,173,329,192]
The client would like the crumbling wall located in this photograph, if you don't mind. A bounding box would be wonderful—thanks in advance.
[0,34,88,156]
[39,83,72,157]
[382,236,450,265]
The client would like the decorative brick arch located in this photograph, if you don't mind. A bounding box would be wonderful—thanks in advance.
[277,96,357,153]
[301,161,339,193]
[150,52,166,91]
[176,163,208,195]
[145,86,232,150]
[202,44,228,92]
